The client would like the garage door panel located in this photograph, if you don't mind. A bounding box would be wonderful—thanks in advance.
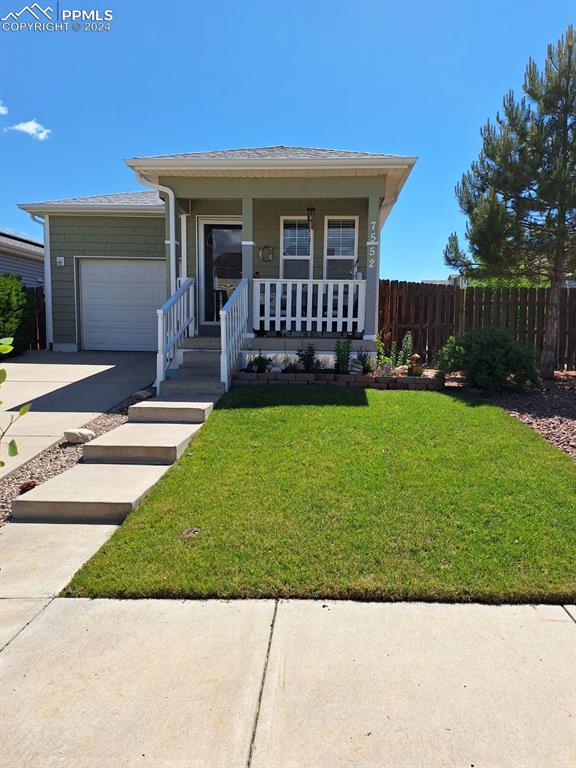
[80,259,166,351]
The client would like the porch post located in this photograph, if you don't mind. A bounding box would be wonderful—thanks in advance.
[363,196,381,340]
[242,197,255,336]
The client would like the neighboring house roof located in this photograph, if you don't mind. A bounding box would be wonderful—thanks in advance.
[18,190,164,216]
[0,228,44,261]
[0,228,44,286]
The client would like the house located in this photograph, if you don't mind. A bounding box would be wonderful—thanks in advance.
[0,228,44,287]
[19,146,415,390]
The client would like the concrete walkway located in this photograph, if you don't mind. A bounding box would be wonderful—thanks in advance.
[0,597,574,767]
[0,351,155,478]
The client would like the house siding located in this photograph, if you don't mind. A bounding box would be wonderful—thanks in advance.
[49,215,165,345]
[181,200,242,278]
[254,198,367,280]
[181,198,367,281]
[0,252,43,287]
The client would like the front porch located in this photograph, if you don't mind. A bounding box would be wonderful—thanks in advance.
[155,194,382,390]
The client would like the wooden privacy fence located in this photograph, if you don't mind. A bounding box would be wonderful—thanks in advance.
[379,281,576,370]
[29,286,46,350]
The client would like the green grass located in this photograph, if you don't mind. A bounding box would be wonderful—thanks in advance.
[67,386,576,603]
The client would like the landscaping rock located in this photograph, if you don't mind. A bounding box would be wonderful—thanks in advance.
[132,389,154,402]
[63,429,96,444]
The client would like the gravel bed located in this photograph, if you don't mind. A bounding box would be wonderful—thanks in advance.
[473,373,576,459]
[0,395,140,526]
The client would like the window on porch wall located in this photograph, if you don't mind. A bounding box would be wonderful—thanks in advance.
[324,217,358,280]
[281,217,312,279]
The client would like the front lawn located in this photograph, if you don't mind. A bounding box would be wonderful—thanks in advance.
[67,386,576,603]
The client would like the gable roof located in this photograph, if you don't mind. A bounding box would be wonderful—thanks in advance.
[127,146,408,162]
[0,229,43,261]
[126,145,416,180]
[19,190,164,216]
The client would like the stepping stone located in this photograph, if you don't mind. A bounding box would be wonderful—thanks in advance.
[11,464,169,524]
[83,423,202,465]
[128,399,215,424]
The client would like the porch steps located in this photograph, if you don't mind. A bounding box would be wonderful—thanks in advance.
[11,464,170,524]
[128,399,215,424]
[180,349,221,377]
[83,423,202,465]
[160,370,225,397]
[180,336,221,350]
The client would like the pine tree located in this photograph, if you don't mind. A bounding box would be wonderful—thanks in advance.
[444,26,576,379]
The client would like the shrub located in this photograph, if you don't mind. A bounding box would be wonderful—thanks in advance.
[397,330,414,366]
[335,339,352,373]
[0,275,35,354]
[297,343,321,372]
[436,330,539,391]
[356,348,375,374]
[248,352,272,373]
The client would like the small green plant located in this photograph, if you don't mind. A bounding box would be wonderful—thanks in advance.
[335,339,352,373]
[297,343,319,373]
[0,337,31,468]
[397,331,414,366]
[249,352,272,373]
[357,348,375,374]
[376,332,396,367]
[436,330,539,390]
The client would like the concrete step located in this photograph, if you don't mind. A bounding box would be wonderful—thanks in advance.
[128,399,215,424]
[180,349,221,376]
[11,464,169,524]
[180,336,221,350]
[83,423,202,465]
[159,377,225,397]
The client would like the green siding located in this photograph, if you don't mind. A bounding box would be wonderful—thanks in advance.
[182,198,368,281]
[49,215,165,345]
[254,198,368,280]
[182,200,242,278]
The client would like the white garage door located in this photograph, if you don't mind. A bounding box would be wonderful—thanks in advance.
[80,259,166,351]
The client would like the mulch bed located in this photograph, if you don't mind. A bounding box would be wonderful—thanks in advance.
[0,396,138,527]
[474,373,576,460]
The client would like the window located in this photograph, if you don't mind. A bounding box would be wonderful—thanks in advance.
[324,217,358,280]
[281,217,312,279]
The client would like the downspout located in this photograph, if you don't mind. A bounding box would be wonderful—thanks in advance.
[30,213,53,348]
[136,172,177,294]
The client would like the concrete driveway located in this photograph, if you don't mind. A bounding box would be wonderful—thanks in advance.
[0,351,155,478]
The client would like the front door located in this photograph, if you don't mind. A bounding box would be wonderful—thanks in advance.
[200,220,242,323]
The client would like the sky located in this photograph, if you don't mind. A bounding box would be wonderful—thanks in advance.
[0,0,573,280]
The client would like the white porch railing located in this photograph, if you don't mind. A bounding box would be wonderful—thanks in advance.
[155,277,195,387]
[220,277,249,391]
[253,279,366,335]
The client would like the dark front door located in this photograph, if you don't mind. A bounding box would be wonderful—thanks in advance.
[202,223,242,322]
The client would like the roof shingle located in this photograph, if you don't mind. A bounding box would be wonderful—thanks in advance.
[129,145,405,162]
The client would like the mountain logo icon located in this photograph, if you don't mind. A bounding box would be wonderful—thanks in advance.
[1,3,53,21]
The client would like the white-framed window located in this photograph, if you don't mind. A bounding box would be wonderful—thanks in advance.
[280,216,313,279]
[323,216,359,279]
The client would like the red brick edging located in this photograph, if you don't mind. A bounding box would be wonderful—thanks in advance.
[232,372,445,391]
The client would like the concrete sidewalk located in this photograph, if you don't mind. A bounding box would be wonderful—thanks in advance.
[0,351,155,478]
[1,598,574,768]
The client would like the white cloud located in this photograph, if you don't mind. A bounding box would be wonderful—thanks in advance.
[0,100,7,116]
[8,118,51,141]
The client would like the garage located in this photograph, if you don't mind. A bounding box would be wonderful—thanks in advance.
[80,259,166,351]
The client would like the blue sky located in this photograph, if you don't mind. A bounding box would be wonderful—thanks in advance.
[0,0,573,280]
